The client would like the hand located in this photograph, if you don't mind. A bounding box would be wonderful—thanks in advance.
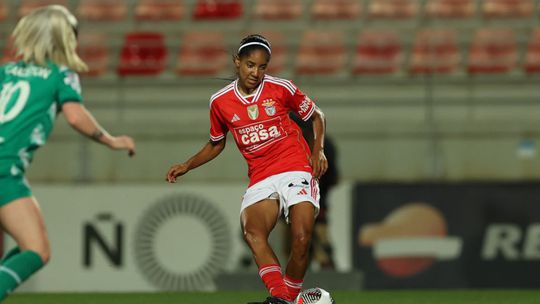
[166,163,189,183]
[109,136,135,157]
[310,148,328,179]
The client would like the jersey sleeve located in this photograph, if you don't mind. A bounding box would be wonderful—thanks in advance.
[56,68,83,106]
[209,102,227,142]
[286,84,316,121]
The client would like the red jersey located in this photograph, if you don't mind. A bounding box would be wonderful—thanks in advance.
[209,75,316,186]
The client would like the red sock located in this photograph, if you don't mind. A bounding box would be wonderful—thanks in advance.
[259,264,290,300]
[284,274,303,300]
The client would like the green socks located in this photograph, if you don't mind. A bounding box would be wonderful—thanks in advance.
[0,247,20,264]
[0,250,44,301]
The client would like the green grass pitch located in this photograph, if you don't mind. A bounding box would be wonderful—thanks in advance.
[4,290,540,304]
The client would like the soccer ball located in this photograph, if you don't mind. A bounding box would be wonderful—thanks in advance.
[296,287,335,304]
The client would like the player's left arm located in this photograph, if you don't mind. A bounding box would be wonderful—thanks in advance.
[310,106,328,179]
[286,82,328,179]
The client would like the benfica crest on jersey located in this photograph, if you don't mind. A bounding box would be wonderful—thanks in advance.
[262,99,276,116]
[247,105,259,120]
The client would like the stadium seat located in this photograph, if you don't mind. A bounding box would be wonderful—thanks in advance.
[424,0,475,19]
[353,29,402,75]
[192,0,243,20]
[409,29,461,75]
[467,28,517,74]
[176,31,228,76]
[254,0,303,20]
[135,0,185,21]
[77,0,127,21]
[311,0,362,20]
[77,33,109,77]
[260,31,287,76]
[117,32,167,76]
[482,0,533,18]
[295,30,346,76]
[368,0,418,19]
[18,0,69,18]
[524,28,540,73]
[0,0,8,22]
[1,38,16,64]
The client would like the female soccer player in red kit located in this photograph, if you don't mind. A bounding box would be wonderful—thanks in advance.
[166,34,327,304]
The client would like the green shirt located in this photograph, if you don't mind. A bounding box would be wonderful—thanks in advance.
[0,61,82,177]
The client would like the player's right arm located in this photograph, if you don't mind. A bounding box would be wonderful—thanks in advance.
[166,91,228,183]
[166,138,226,183]
[57,68,135,156]
[62,102,135,156]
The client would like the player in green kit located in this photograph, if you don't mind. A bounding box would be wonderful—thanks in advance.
[0,5,135,301]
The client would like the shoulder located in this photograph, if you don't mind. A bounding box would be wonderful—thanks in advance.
[263,75,297,95]
[57,64,78,76]
[209,81,235,108]
[56,64,80,82]
[57,64,82,94]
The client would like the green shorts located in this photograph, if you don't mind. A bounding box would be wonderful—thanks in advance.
[0,175,32,207]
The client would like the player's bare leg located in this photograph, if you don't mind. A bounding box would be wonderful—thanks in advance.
[241,199,280,266]
[0,197,50,263]
[0,197,49,300]
[284,202,316,300]
[242,199,291,301]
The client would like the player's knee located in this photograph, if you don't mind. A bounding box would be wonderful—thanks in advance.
[20,240,51,264]
[242,229,268,250]
[35,246,51,264]
[290,232,312,256]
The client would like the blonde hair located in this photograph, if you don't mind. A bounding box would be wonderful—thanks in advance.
[12,5,88,72]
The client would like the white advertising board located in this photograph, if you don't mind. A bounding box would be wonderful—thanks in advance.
[5,182,351,292]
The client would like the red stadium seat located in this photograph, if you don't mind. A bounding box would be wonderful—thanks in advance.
[78,33,109,77]
[524,28,540,73]
[353,29,402,75]
[254,0,303,20]
[1,38,17,64]
[0,0,8,21]
[368,0,418,19]
[295,30,346,76]
[77,0,127,21]
[409,29,461,75]
[18,0,69,18]
[424,0,475,19]
[135,0,185,21]
[117,32,167,76]
[467,28,517,74]
[482,0,533,18]
[259,31,287,76]
[192,0,243,20]
[176,31,228,76]
[311,0,362,20]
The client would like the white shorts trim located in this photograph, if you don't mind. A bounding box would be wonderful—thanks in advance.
[240,171,320,221]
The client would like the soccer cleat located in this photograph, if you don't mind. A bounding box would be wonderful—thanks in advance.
[247,296,293,304]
